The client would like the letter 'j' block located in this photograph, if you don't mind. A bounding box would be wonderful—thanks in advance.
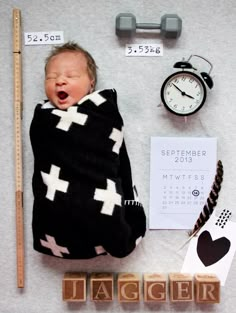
[169,273,193,302]
[195,273,220,303]
[144,273,167,302]
[118,273,141,302]
[90,273,114,302]
[62,272,87,302]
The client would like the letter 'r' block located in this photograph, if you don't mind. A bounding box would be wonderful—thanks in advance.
[118,273,141,302]
[169,273,193,302]
[90,273,114,302]
[195,274,220,303]
[62,272,86,302]
[144,273,167,302]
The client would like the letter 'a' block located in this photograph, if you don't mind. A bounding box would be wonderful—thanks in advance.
[63,272,86,302]
[169,273,193,302]
[90,273,114,302]
[195,274,220,303]
[144,273,167,302]
[118,273,141,302]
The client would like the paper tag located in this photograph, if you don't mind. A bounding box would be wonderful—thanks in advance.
[149,137,217,229]
[181,209,236,286]
[125,44,163,56]
[24,31,64,45]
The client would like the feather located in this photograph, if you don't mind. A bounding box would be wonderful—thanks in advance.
[189,160,223,236]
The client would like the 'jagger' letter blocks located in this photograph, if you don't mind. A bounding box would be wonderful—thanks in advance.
[62,272,220,304]
[62,272,86,302]
[169,273,194,302]
[117,273,141,302]
[195,273,220,303]
[144,273,167,302]
[90,272,114,302]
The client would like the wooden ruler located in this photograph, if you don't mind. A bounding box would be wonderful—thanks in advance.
[13,8,24,289]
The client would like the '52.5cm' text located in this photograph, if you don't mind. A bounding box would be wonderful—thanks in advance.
[24,31,64,45]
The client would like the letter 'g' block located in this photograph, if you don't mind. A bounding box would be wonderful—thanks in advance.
[195,274,220,303]
[144,273,167,302]
[63,272,87,302]
[118,273,141,302]
[169,273,193,302]
[90,273,114,302]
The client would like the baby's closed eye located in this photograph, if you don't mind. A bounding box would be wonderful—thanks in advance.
[67,75,80,79]
[46,75,57,80]
[67,73,81,79]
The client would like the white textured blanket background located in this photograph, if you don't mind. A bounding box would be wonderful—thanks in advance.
[1,0,236,312]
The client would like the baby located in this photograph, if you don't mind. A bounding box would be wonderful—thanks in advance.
[30,42,146,259]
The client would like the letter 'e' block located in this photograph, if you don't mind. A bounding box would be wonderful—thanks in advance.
[118,273,141,302]
[62,272,87,302]
[169,273,193,302]
[90,273,114,302]
[195,273,220,303]
[144,273,167,302]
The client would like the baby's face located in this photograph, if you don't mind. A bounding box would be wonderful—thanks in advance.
[45,51,94,110]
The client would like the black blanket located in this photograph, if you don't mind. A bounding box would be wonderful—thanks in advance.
[30,89,146,259]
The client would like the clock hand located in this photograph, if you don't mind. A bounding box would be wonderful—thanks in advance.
[173,83,183,93]
[173,84,195,99]
[185,93,195,99]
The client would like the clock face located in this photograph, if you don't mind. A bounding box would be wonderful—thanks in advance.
[161,71,207,116]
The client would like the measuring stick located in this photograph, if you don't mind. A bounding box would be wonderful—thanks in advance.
[13,8,24,288]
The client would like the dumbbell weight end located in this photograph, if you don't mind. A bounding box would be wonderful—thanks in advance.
[161,14,182,39]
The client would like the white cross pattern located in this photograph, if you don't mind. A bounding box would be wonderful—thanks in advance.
[95,245,107,255]
[109,127,123,154]
[40,235,70,257]
[52,106,88,131]
[78,90,106,106]
[41,165,69,201]
[94,179,122,216]
[135,236,143,246]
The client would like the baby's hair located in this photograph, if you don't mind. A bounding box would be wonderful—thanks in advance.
[45,41,98,86]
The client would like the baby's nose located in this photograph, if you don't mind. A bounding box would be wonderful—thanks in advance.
[56,76,67,85]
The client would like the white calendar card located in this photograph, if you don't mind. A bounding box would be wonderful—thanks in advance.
[149,137,217,229]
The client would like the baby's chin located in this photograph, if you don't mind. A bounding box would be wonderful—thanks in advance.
[55,102,73,110]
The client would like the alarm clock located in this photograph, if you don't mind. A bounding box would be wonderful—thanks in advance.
[160,55,213,116]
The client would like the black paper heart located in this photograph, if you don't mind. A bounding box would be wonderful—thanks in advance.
[197,230,231,267]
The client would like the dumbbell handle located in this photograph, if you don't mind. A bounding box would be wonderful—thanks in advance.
[136,23,161,30]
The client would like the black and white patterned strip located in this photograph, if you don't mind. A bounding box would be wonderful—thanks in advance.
[124,200,142,207]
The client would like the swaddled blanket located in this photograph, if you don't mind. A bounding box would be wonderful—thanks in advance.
[30,89,146,259]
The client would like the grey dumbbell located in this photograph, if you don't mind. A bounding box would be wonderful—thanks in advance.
[116,13,182,39]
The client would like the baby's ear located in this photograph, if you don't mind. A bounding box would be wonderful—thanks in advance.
[90,80,95,92]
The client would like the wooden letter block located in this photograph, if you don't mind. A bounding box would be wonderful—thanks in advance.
[144,273,167,302]
[90,273,114,302]
[195,273,220,303]
[169,273,193,302]
[118,273,141,302]
[63,272,86,302]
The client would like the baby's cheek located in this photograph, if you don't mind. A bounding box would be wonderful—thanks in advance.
[45,82,53,92]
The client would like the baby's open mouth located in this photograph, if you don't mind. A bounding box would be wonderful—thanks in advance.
[57,91,68,100]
